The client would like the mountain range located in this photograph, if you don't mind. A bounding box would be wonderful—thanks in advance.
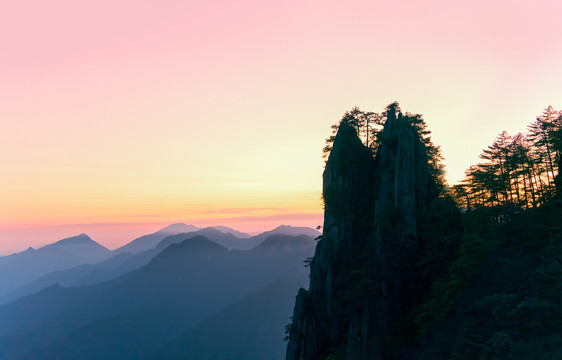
[0,224,319,305]
[0,234,112,297]
[0,224,319,359]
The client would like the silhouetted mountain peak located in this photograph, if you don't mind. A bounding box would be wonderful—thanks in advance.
[114,224,202,255]
[253,225,320,241]
[0,234,112,298]
[272,225,319,234]
[210,225,250,238]
[158,223,200,234]
[171,235,228,252]
[155,234,230,256]
[197,227,243,240]
[46,234,106,249]
[155,228,250,252]
[147,235,229,271]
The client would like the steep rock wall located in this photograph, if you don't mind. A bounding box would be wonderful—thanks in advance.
[287,108,428,360]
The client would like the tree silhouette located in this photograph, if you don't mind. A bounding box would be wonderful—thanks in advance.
[454,106,560,209]
[322,102,448,197]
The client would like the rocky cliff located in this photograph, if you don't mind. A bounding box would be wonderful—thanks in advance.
[286,106,429,360]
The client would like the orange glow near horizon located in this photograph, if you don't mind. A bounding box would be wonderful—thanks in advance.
[0,187,324,253]
[0,210,324,255]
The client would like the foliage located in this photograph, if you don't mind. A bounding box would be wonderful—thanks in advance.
[322,106,384,159]
[304,104,562,360]
[454,106,561,208]
[413,107,562,359]
[323,102,448,196]
[416,200,562,359]
[284,317,293,341]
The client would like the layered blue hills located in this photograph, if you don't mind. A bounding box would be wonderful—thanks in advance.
[0,224,318,359]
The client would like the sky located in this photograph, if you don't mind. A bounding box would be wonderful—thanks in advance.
[1,0,561,254]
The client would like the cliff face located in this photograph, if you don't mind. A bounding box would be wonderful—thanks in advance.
[287,108,428,360]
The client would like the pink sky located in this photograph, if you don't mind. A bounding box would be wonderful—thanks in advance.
[1,0,562,254]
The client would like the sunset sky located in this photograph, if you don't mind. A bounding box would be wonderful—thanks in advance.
[1,0,561,254]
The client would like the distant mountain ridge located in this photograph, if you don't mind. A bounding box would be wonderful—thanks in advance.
[0,224,319,306]
[0,233,316,359]
[209,225,250,238]
[114,223,201,255]
[0,234,111,297]
[113,223,317,254]
[1,224,319,258]
[46,233,103,247]
[236,225,321,250]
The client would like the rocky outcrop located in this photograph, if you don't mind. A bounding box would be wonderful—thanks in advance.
[372,106,428,243]
[286,107,429,360]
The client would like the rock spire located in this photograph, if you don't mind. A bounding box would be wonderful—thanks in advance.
[286,106,429,360]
